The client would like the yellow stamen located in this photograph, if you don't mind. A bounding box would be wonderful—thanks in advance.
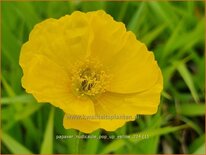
[71,59,110,97]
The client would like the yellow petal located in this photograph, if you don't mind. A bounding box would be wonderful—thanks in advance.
[87,10,128,65]
[21,54,95,115]
[86,10,160,93]
[108,32,160,93]
[99,120,129,131]
[58,94,95,115]
[21,11,93,74]
[63,114,100,133]
[95,68,163,115]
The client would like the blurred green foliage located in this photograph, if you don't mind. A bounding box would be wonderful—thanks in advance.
[1,1,205,154]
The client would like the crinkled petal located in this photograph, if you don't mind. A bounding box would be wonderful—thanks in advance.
[94,68,163,116]
[107,32,160,93]
[86,10,160,93]
[20,11,93,74]
[86,10,128,65]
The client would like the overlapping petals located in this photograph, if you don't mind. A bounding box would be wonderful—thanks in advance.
[20,10,163,133]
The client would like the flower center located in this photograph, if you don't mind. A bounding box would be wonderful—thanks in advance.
[71,59,110,97]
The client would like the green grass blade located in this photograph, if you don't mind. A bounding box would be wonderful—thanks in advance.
[163,18,204,61]
[84,129,100,154]
[189,134,205,153]
[193,143,205,154]
[81,1,106,12]
[147,2,174,30]
[100,139,125,154]
[179,116,203,135]
[117,2,129,21]
[162,19,184,59]
[1,130,33,154]
[177,103,205,116]
[15,104,43,121]
[141,23,167,46]
[66,129,78,154]
[1,75,16,97]
[187,1,195,15]
[100,125,188,153]
[130,124,188,143]
[1,94,36,104]
[161,91,172,100]
[11,2,40,30]
[40,107,55,154]
[174,18,205,60]
[127,2,145,34]
[177,63,199,103]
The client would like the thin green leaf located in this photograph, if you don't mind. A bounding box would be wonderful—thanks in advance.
[193,143,205,154]
[100,125,188,153]
[66,129,78,154]
[189,134,205,153]
[179,116,203,135]
[177,103,205,116]
[1,94,36,104]
[130,124,188,143]
[128,2,145,34]
[3,103,43,131]
[11,2,40,30]
[1,3,21,64]
[81,1,106,12]
[117,2,129,21]
[40,107,55,154]
[175,18,205,59]
[161,91,172,100]
[177,63,199,103]
[1,130,33,154]
[85,129,100,154]
[162,19,184,59]
[15,104,43,121]
[147,2,174,30]
[100,139,125,154]
[141,23,167,46]
[1,75,16,97]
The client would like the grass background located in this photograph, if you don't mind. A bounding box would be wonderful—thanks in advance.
[1,1,205,154]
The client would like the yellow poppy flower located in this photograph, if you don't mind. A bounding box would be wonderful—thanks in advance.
[19,10,163,133]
